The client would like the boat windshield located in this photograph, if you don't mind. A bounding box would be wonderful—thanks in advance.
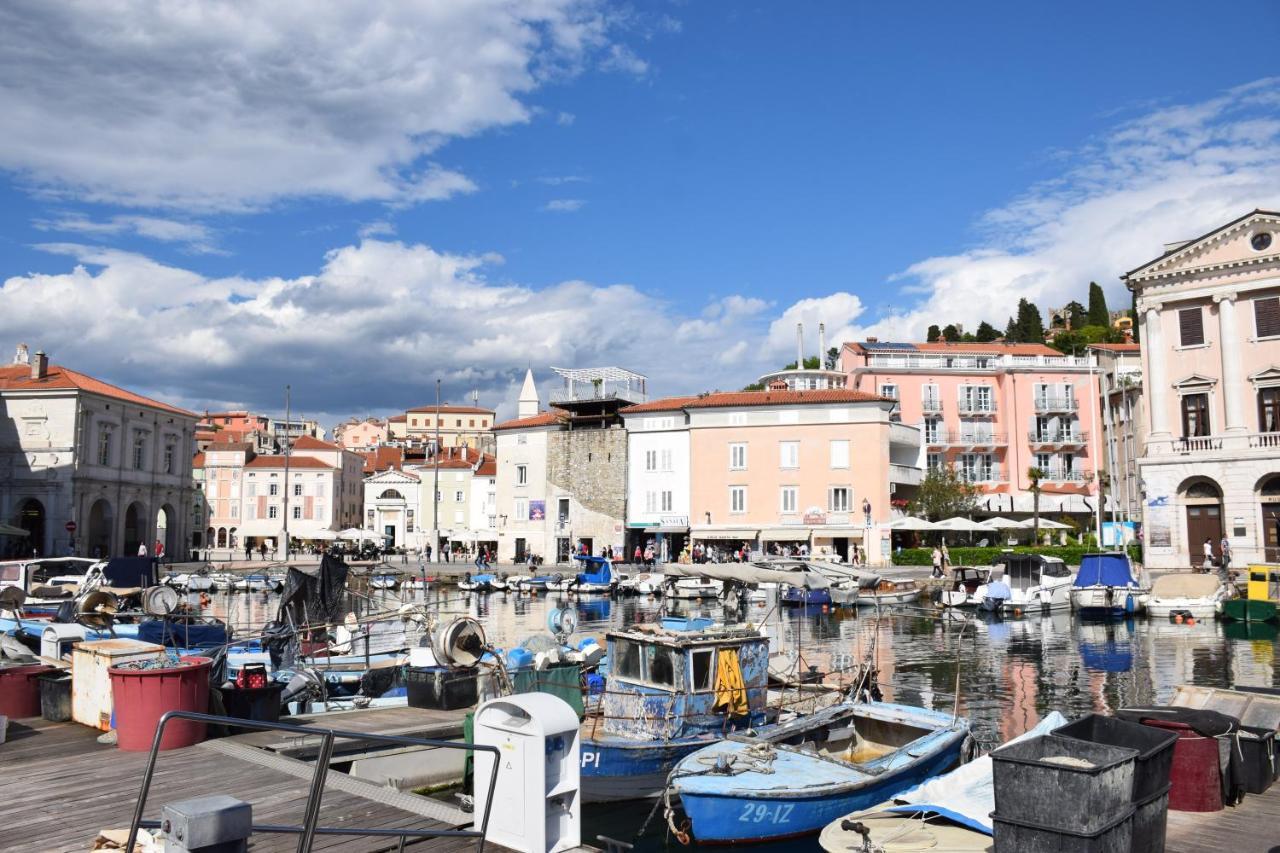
[0,564,21,583]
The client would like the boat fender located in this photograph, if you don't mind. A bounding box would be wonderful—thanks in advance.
[961,733,977,764]
[1125,593,1135,614]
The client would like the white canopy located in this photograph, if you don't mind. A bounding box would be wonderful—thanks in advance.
[1029,518,1072,530]
[886,517,939,531]
[934,517,996,532]
[982,516,1027,529]
[308,529,340,541]
[338,527,390,541]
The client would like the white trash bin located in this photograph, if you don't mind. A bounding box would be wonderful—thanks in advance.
[473,693,580,853]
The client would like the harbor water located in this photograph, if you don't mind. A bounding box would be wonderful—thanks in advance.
[205,583,1280,849]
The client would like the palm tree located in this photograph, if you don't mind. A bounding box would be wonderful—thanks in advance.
[1027,467,1046,544]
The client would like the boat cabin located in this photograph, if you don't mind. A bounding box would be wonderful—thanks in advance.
[602,619,770,739]
[991,553,1071,592]
[947,567,992,596]
[0,557,100,597]
[572,555,613,585]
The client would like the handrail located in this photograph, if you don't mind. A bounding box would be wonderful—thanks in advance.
[126,711,500,853]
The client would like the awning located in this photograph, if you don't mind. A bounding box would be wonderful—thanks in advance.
[759,527,811,542]
[654,525,689,533]
[811,527,865,539]
[691,528,759,540]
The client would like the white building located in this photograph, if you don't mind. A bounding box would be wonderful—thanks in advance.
[1,349,198,559]
[621,398,694,562]
[363,467,422,550]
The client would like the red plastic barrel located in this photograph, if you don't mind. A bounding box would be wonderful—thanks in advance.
[1143,719,1224,812]
[108,656,211,751]
[0,664,55,718]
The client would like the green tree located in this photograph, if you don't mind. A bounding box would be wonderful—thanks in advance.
[974,321,999,342]
[825,346,839,369]
[741,381,765,391]
[909,467,981,521]
[1027,466,1046,542]
[782,356,821,370]
[926,324,942,342]
[1064,300,1087,330]
[1087,282,1110,327]
[941,324,960,342]
[1130,290,1139,343]
[1004,316,1017,340]
[1013,298,1045,342]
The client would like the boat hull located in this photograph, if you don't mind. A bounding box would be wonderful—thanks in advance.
[580,734,715,802]
[1146,597,1221,619]
[1072,585,1144,617]
[1220,598,1279,622]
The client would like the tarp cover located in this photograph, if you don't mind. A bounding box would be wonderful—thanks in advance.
[103,557,156,588]
[884,711,1068,834]
[663,562,832,589]
[1073,553,1137,588]
[984,580,1012,600]
[137,619,229,649]
[278,554,349,626]
[1150,573,1222,598]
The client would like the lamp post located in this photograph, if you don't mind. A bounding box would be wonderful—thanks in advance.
[432,378,441,562]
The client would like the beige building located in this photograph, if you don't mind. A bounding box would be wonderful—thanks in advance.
[388,404,495,451]
[1090,344,1145,528]
[1124,209,1280,567]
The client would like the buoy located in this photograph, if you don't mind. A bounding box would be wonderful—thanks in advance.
[1013,608,1023,618]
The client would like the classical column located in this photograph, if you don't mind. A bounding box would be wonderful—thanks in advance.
[1215,292,1246,432]
[1143,306,1171,438]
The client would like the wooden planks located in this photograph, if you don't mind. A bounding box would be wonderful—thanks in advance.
[1165,785,1280,853]
[226,704,468,758]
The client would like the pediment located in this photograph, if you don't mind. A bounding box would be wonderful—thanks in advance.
[1250,366,1280,386]
[364,468,418,484]
[1126,210,1280,284]
[1173,373,1217,390]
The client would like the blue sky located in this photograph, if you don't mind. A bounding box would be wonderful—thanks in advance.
[1,1,1279,423]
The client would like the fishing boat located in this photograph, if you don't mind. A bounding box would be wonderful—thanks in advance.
[1220,564,1280,623]
[234,573,282,593]
[978,553,1073,615]
[546,555,617,594]
[508,572,562,592]
[617,571,664,595]
[369,572,401,591]
[936,567,993,608]
[856,577,921,606]
[1070,552,1147,617]
[1142,572,1233,619]
[458,572,508,592]
[666,575,723,599]
[579,617,775,802]
[672,701,971,843]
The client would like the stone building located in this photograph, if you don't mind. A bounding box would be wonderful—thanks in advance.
[1089,343,1145,530]
[1,347,197,558]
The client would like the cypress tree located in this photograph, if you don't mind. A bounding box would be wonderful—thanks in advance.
[1087,282,1110,327]
[1015,298,1045,342]
[975,321,998,342]
[941,324,960,342]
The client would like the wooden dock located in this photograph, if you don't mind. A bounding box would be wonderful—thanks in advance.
[1166,786,1280,852]
[0,706,482,853]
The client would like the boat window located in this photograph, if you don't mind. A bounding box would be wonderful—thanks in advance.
[613,640,642,680]
[1043,561,1071,578]
[690,648,715,691]
[0,565,20,583]
[646,644,680,688]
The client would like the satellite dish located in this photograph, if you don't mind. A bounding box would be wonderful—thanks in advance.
[0,585,26,613]
[142,585,180,616]
[76,590,119,631]
[433,617,487,667]
[546,607,578,637]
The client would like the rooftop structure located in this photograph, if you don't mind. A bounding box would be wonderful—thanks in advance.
[756,322,847,391]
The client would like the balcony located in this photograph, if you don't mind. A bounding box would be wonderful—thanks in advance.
[889,463,923,486]
[548,366,648,407]
[1033,396,1079,413]
[921,398,943,414]
[1027,430,1089,447]
[1145,431,1280,456]
[957,400,998,416]
[926,431,1007,448]
[1040,468,1092,483]
[865,353,1094,371]
[954,463,1004,484]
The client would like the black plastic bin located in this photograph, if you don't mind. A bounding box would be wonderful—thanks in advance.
[406,665,478,711]
[220,683,284,724]
[1055,714,1179,801]
[1131,782,1171,853]
[1237,725,1275,794]
[993,806,1134,853]
[38,672,72,722]
[992,733,1137,834]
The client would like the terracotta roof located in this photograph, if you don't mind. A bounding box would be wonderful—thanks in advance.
[0,363,195,416]
[1087,343,1141,353]
[245,455,336,470]
[291,435,341,451]
[388,414,407,423]
[475,456,497,477]
[492,411,567,431]
[360,446,404,473]
[204,441,253,452]
[195,430,219,441]
[191,452,206,468]
[683,389,886,409]
[405,404,494,415]
[619,395,701,415]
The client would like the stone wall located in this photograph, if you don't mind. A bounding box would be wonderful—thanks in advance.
[547,425,627,524]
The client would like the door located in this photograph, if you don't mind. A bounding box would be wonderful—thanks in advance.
[1185,504,1223,564]
[1263,505,1280,562]
[832,537,849,562]
[514,538,526,562]
[384,524,396,547]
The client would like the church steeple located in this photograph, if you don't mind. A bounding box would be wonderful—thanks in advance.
[517,368,539,418]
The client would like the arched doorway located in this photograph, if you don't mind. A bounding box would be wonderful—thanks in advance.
[124,502,147,555]
[217,527,227,548]
[156,504,178,558]
[1182,479,1223,566]
[87,499,113,558]
[17,498,45,557]
[1258,476,1280,562]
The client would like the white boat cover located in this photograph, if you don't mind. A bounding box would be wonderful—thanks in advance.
[1149,573,1222,598]
[662,562,832,589]
[883,711,1068,834]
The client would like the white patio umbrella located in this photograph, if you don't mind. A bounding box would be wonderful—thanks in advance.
[982,517,1028,529]
[1032,518,1072,530]
[934,517,997,532]
[309,529,339,541]
[886,517,940,531]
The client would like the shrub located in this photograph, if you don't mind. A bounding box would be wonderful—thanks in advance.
[891,545,1105,566]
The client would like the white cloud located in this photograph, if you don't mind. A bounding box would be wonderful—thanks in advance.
[543,198,586,212]
[0,0,643,211]
[358,220,397,239]
[32,214,220,253]
[600,43,649,76]
[557,111,577,125]
[862,78,1280,341]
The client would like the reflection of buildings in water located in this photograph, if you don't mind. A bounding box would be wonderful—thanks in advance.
[1230,636,1275,686]
[999,657,1042,743]
[1142,618,1224,702]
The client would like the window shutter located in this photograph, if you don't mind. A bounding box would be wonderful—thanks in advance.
[1178,307,1205,347]
[1255,297,1280,339]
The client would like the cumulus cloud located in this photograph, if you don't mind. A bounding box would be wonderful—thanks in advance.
[0,0,642,211]
[32,214,220,253]
[863,78,1280,341]
[542,198,586,212]
[358,221,397,239]
[0,240,817,422]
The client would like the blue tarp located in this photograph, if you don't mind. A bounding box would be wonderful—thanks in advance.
[1073,553,1137,588]
[137,619,229,649]
[573,555,612,584]
[103,556,156,588]
[985,580,1012,600]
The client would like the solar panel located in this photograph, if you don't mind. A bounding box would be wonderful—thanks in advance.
[862,341,917,351]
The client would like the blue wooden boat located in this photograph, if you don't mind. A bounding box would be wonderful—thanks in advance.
[579,617,774,802]
[548,555,618,594]
[672,701,971,843]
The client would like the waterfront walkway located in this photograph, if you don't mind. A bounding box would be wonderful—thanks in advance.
[1165,788,1280,852]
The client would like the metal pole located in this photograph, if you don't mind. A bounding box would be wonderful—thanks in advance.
[1089,361,1105,547]
[433,378,441,562]
[283,384,291,562]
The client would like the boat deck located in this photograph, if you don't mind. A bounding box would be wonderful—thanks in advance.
[1165,785,1280,852]
[0,705,483,853]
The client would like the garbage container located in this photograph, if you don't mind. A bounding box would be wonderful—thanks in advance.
[993,806,1133,853]
[220,683,284,726]
[992,733,1137,834]
[0,663,54,719]
[109,656,212,751]
[1117,707,1241,812]
[38,671,73,722]
[1237,725,1275,794]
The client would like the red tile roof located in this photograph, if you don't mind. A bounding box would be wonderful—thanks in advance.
[492,411,567,431]
[405,404,494,415]
[360,445,404,473]
[844,340,1062,357]
[292,435,341,451]
[618,395,702,415]
[191,452,206,468]
[195,430,219,441]
[0,363,196,416]
[245,455,335,470]
[203,441,253,452]
[1087,343,1141,353]
[388,414,407,423]
[475,456,497,477]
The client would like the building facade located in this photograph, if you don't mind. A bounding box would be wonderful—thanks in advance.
[334,417,389,451]
[1,350,197,558]
[620,398,697,561]
[1125,210,1280,568]
[1090,343,1145,530]
[388,404,495,451]
[841,341,1104,521]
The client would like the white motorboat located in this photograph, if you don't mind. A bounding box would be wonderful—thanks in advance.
[1071,552,1148,617]
[458,572,508,592]
[1142,572,1233,619]
[617,571,664,595]
[369,573,401,590]
[978,553,1073,615]
[666,575,723,599]
[937,567,993,608]
[401,576,430,591]
[856,577,922,606]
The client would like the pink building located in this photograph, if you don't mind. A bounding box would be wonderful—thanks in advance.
[333,417,389,451]
[841,340,1103,520]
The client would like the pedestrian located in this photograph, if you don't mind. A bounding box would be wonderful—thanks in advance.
[154,539,165,561]
[526,550,535,571]
[634,544,643,565]
[931,546,943,578]
[426,544,433,563]
[1202,538,1215,573]
[1220,536,1232,575]
[862,498,872,527]
[137,541,148,557]
[245,542,252,561]
[259,542,268,561]
[941,542,951,570]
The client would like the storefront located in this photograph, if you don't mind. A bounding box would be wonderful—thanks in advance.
[626,516,689,563]
[811,526,865,562]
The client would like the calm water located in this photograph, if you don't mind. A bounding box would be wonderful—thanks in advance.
[205,585,1280,848]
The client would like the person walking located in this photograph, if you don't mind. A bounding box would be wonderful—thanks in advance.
[137,541,148,557]
[1219,536,1232,574]
[940,541,951,571]
[931,546,943,578]
[425,544,433,563]
[1202,538,1215,573]
[634,544,643,565]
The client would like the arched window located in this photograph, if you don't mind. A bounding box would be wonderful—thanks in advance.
[1261,476,1280,498]
[378,489,404,500]
[1185,481,1222,501]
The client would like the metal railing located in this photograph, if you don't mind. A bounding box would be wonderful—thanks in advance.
[1027,430,1088,445]
[926,431,1006,446]
[1033,396,1079,412]
[953,463,1004,483]
[126,711,499,853]
[956,401,997,415]
[921,398,943,413]
[1041,468,1092,482]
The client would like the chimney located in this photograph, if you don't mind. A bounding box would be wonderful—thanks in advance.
[866,336,879,344]
[13,343,29,365]
[31,350,48,380]
[796,322,804,368]
[818,323,827,365]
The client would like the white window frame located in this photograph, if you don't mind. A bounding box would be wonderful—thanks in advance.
[729,442,747,470]
[829,439,850,469]
[730,486,747,514]
[660,448,673,471]
[645,450,657,471]
[516,464,528,485]
[268,505,278,519]
[829,486,851,513]
[779,441,800,469]
[780,486,798,514]
[661,490,673,512]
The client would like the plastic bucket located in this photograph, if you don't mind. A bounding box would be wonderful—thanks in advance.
[1054,714,1179,801]
[993,806,1134,853]
[108,656,211,751]
[992,733,1137,834]
[220,683,284,729]
[1237,725,1275,794]
[1131,782,1171,853]
[1140,719,1225,812]
[0,663,54,718]
[38,671,73,722]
